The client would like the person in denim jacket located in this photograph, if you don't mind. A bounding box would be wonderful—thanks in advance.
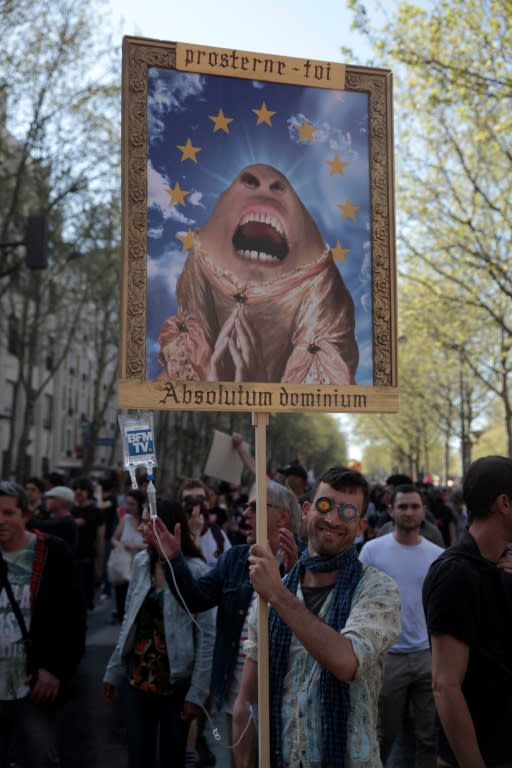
[102,499,215,768]
[147,480,300,764]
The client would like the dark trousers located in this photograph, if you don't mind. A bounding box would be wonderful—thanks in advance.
[115,581,129,621]
[0,697,54,768]
[78,558,95,611]
[379,649,436,768]
[122,681,190,768]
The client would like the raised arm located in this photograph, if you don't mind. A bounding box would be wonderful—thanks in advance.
[248,544,358,681]
[431,634,486,768]
[148,518,226,612]
[232,433,256,475]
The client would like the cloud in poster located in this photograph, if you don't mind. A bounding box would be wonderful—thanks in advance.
[148,70,206,143]
[188,191,205,207]
[327,129,355,157]
[148,225,163,239]
[147,247,187,300]
[147,160,197,225]
[286,114,359,164]
[287,113,309,145]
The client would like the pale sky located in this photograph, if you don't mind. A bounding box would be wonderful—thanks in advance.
[109,0,380,460]
[108,0,376,66]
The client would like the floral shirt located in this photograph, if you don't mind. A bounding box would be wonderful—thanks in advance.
[128,587,174,695]
[245,564,401,768]
[103,550,214,708]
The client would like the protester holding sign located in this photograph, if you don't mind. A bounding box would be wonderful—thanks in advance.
[232,466,401,768]
[146,480,300,766]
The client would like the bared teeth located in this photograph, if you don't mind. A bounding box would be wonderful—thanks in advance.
[237,249,281,263]
[239,212,285,237]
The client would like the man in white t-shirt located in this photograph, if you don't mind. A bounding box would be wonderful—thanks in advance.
[359,483,443,768]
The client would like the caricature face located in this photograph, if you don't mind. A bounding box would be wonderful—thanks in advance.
[199,164,326,282]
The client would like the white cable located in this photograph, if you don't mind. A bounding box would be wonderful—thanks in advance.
[230,703,258,749]
[152,518,204,636]
[151,518,255,750]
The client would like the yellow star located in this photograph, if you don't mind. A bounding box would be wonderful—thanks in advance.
[326,154,349,176]
[177,138,202,163]
[252,101,276,126]
[177,229,195,252]
[337,197,360,221]
[296,118,317,143]
[165,182,190,207]
[331,241,350,262]
[209,108,233,134]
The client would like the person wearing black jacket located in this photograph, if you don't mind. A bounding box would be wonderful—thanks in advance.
[423,456,512,768]
[0,481,79,768]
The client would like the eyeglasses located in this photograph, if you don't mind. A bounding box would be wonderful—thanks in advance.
[314,497,360,521]
[243,502,279,513]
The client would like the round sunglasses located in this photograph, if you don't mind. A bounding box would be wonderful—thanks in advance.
[314,496,360,521]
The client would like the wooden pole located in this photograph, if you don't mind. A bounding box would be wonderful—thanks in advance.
[252,411,270,768]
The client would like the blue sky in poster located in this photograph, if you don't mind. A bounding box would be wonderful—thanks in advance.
[145,67,373,384]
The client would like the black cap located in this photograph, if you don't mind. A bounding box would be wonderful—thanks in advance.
[278,463,308,481]
[386,473,412,487]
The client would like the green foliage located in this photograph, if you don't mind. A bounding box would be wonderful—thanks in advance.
[348,0,512,461]
[0,0,121,477]
[267,413,347,476]
[0,0,119,249]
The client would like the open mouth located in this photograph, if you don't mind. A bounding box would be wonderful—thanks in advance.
[232,212,289,264]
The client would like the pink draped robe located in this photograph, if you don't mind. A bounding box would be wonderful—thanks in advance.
[157,242,359,385]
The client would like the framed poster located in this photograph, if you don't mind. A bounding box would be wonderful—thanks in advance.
[119,37,398,413]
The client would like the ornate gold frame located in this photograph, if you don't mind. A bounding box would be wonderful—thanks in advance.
[119,36,398,413]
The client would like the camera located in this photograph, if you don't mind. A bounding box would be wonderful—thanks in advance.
[183,494,207,516]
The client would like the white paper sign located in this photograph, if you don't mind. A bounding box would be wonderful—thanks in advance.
[203,430,250,485]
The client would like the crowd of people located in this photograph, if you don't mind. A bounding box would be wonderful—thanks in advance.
[1,449,512,768]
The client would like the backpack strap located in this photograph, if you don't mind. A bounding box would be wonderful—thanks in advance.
[30,529,47,607]
[0,552,31,656]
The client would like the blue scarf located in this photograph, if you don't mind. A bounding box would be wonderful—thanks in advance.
[268,546,363,768]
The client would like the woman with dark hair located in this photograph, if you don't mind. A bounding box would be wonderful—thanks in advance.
[111,489,147,622]
[102,499,215,768]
